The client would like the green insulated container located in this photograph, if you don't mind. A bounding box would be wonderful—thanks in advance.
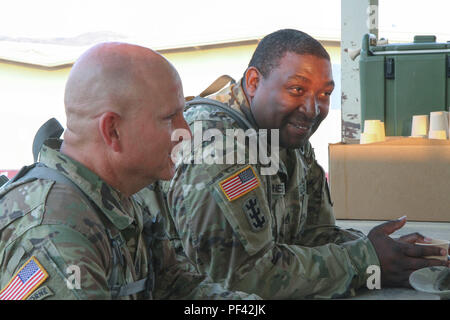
[360,34,450,136]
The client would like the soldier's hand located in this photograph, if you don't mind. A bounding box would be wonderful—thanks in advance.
[367,216,450,288]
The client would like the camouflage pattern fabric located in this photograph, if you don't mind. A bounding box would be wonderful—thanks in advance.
[160,79,381,299]
[0,140,259,300]
[135,185,259,300]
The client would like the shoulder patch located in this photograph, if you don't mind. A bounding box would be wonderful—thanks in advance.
[219,165,260,201]
[242,196,267,232]
[0,256,48,300]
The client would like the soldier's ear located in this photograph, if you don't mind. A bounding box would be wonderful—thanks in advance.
[244,67,262,100]
[99,112,122,152]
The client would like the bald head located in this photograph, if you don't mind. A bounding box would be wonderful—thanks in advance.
[64,42,181,142]
[61,42,188,196]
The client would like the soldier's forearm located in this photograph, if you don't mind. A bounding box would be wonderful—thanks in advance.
[223,239,378,299]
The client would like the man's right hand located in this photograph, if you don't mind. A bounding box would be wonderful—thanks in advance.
[367,216,450,288]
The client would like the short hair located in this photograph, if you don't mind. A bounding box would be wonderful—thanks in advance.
[248,29,330,77]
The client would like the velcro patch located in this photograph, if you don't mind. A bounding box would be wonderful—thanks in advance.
[272,183,285,196]
[26,285,54,300]
[219,165,260,201]
[0,256,48,300]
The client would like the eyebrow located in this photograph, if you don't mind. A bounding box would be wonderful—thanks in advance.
[288,75,335,87]
[288,75,311,83]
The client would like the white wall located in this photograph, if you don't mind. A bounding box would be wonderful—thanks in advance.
[0,43,342,175]
[0,63,68,170]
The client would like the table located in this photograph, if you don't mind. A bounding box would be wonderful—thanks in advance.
[336,220,450,300]
[348,288,440,300]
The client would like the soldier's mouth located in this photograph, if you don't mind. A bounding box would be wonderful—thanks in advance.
[287,122,312,136]
[289,123,310,130]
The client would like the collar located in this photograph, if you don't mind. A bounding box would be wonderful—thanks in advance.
[233,79,260,130]
[39,140,135,230]
[212,79,259,130]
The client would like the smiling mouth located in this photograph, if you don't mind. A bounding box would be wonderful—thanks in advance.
[289,123,310,130]
[287,121,314,132]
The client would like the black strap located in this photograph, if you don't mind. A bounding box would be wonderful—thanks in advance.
[0,164,42,192]
[0,175,8,188]
[17,165,95,209]
[32,118,64,162]
[185,97,253,130]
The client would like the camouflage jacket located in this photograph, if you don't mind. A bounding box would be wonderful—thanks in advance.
[0,140,258,300]
[161,79,381,299]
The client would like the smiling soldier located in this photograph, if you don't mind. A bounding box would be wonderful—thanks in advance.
[155,29,450,299]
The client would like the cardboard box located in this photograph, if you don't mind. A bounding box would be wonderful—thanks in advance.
[329,137,450,222]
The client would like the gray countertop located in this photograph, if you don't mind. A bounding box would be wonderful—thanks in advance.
[336,220,449,300]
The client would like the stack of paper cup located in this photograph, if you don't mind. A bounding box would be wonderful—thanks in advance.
[411,115,429,137]
[360,133,378,144]
[428,111,449,139]
[360,120,385,144]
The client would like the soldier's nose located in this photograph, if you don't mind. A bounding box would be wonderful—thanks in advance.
[297,92,319,119]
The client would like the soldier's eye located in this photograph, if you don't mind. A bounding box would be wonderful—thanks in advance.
[289,87,304,95]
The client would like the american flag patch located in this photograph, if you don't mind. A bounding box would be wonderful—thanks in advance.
[0,256,48,300]
[219,166,260,201]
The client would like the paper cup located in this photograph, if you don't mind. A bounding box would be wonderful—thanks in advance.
[428,130,447,140]
[429,111,449,138]
[411,115,429,137]
[364,120,384,142]
[415,239,449,261]
[360,132,378,144]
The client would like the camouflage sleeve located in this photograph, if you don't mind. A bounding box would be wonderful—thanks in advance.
[136,185,260,300]
[0,223,111,300]
[293,147,380,295]
[152,233,260,300]
[0,180,112,300]
[166,161,379,299]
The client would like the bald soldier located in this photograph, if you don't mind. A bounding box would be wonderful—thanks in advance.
[0,43,258,300]
[157,29,450,299]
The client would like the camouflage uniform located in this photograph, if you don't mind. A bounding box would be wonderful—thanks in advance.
[161,79,381,299]
[0,140,258,300]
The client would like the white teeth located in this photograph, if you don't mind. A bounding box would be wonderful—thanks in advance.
[291,124,308,129]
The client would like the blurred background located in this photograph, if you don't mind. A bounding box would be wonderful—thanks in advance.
[1,0,449,177]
